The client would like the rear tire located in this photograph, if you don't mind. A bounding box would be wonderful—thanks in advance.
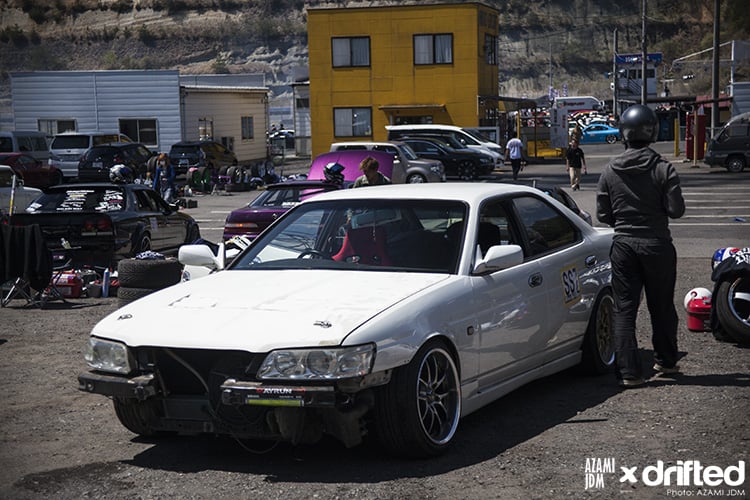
[726,156,746,173]
[580,289,615,374]
[715,275,750,345]
[605,134,618,144]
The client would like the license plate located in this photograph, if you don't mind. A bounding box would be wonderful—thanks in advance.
[93,161,103,169]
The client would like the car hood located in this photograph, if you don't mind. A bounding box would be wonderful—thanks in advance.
[94,269,448,351]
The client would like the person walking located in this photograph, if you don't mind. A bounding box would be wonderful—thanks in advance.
[596,104,686,388]
[353,156,391,187]
[152,153,176,203]
[565,138,587,190]
[506,135,524,180]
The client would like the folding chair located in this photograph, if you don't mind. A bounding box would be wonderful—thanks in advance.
[0,224,59,308]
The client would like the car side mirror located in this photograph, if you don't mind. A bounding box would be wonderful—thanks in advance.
[473,244,524,274]
[179,242,226,271]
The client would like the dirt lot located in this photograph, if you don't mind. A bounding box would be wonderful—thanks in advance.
[0,256,747,500]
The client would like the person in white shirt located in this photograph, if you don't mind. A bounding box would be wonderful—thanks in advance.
[506,136,524,180]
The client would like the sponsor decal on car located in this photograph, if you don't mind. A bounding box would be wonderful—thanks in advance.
[561,263,581,305]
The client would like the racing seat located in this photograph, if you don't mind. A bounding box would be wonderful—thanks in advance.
[1,224,57,308]
[477,222,502,255]
[332,226,392,266]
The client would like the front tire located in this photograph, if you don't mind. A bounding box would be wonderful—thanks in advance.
[605,134,618,144]
[374,340,461,457]
[406,173,427,183]
[715,275,750,344]
[726,156,746,173]
[113,397,162,436]
[580,289,615,374]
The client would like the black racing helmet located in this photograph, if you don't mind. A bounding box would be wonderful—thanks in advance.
[619,104,658,144]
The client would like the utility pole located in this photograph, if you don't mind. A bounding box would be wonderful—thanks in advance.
[641,0,647,105]
[613,29,618,117]
[711,0,720,138]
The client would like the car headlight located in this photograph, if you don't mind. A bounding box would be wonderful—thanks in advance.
[479,156,492,164]
[258,344,375,380]
[84,337,133,374]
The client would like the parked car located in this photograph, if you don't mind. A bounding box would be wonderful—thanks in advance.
[704,111,749,173]
[0,130,51,162]
[0,152,63,189]
[400,136,494,179]
[168,140,238,176]
[15,183,200,268]
[49,131,132,180]
[223,179,343,241]
[330,141,445,183]
[77,143,154,182]
[79,182,615,457]
[578,124,621,144]
[269,129,296,150]
[530,182,593,225]
[386,124,504,166]
[0,165,42,216]
[308,150,398,184]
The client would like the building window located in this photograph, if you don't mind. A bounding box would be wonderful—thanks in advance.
[119,119,157,147]
[38,119,76,135]
[296,97,310,109]
[241,116,254,140]
[332,37,370,67]
[484,34,497,65]
[414,34,453,65]
[333,107,372,137]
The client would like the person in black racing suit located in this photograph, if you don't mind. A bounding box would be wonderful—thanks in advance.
[596,104,686,388]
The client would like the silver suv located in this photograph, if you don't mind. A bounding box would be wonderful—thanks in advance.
[329,141,445,183]
[49,132,131,180]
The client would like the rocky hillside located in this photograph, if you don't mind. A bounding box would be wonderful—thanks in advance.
[0,0,747,116]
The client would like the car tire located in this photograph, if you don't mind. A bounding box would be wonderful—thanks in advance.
[580,289,615,374]
[726,155,746,173]
[458,160,475,181]
[714,274,750,345]
[51,171,64,186]
[117,258,183,289]
[226,166,240,184]
[132,232,151,256]
[605,134,618,144]
[406,173,427,183]
[113,397,163,437]
[374,339,461,458]
[117,286,156,306]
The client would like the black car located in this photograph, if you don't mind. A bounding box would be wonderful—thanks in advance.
[168,140,238,175]
[77,142,154,182]
[14,183,200,267]
[401,136,494,179]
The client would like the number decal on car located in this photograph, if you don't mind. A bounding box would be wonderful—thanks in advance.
[561,264,581,305]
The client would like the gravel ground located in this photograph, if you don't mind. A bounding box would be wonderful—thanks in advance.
[0,255,747,500]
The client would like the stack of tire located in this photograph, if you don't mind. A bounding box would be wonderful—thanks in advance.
[117,258,183,308]
[188,167,213,192]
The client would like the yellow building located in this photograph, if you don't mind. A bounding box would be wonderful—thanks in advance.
[307,2,500,156]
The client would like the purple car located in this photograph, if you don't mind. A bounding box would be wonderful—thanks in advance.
[223,180,342,241]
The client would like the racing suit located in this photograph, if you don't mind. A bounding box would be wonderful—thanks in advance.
[596,146,685,382]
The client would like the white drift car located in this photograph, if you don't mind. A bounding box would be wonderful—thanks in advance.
[79,182,614,457]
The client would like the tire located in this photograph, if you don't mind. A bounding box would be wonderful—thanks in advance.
[51,171,63,186]
[458,160,475,181]
[605,134,618,144]
[406,173,427,183]
[374,339,461,457]
[117,286,155,306]
[218,166,229,176]
[113,397,163,436]
[117,258,183,289]
[132,232,151,256]
[580,289,615,374]
[714,274,750,345]
[726,156,746,173]
[227,166,240,184]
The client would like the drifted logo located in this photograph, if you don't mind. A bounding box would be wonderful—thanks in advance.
[619,460,745,487]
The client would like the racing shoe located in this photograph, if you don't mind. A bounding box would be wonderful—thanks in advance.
[653,363,680,375]
[619,377,646,388]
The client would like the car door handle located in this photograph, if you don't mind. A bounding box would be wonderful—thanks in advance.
[528,273,543,288]
[585,255,598,267]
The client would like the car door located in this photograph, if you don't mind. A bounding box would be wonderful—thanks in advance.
[507,194,591,362]
[144,189,185,249]
[470,198,548,389]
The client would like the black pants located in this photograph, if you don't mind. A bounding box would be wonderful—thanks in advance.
[610,236,679,380]
[510,158,522,180]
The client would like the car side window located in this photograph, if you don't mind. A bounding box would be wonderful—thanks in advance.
[134,190,157,212]
[477,201,515,256]
[510,196,578,257]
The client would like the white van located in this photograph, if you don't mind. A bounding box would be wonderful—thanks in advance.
[0,131,51,162]
[49,131,131,179]
[385,124,504,166]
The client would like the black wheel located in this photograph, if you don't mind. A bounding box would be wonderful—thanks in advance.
[605,134,618,144]
[406,173,427,183]
[227,166,240,184]
[726,156,746,173]
[113,397,163,436]
[117,286,156,306]
[117,258,183,289]
[580,289,615,374]
[51,171,64,186]
[133,232,151,256]
[374,339,461,457]
[297,249,331,259]
[218,166,229,176]
[715,274,750,344]
[458,160,475,181]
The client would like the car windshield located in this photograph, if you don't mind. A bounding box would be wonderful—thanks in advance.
[232,199,467,274]
[170,146,199,155]
[399,144,420,160]
[51,136,90,149]
[26,187,126,213]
